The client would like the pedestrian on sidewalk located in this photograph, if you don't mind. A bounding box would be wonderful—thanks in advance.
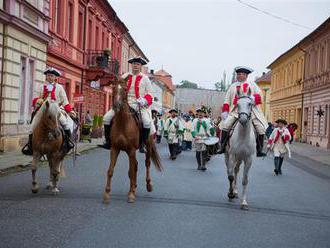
[164,109,184,160]
[288,123,298,144]
[267,119,291,175]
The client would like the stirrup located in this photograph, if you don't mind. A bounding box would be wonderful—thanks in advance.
[22,144,33,156]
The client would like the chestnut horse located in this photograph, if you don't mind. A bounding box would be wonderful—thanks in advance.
[31,100,66,194]
[103,78,162,204]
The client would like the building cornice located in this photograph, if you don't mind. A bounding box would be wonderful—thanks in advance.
[17,0,51,21]
[0,9,52,44]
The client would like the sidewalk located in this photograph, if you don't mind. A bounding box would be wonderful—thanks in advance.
[0,138,103,173]
[290,142,330,166]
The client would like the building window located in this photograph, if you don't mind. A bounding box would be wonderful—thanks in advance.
[88,19,93,49]
[68,1,74,42]
[18,58,34,124]
[78,10,84,49]
[95,26,99,50]
[54,0,62,34]
[101,31,105,49]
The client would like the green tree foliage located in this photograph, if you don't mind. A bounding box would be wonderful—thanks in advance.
[177,80,198,89]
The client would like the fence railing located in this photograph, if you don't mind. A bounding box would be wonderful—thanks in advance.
[86,50,120,76]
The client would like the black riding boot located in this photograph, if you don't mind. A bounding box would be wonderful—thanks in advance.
[98,124,111,150]
[22,134,33,156]
[256,134,267,157]
[278,157,284,175]
[196,151,202,170]
[63,129,74,153]
[274,157,280,175]
[217,130,229,154]
[139,128,150,153]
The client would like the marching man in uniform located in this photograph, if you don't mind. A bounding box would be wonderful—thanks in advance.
[156,113,164,144]
[22,67,76,155]
[99,56,153,152]
[267,119,291,175]
[218,66,268,157]
[164,109,184,160]
[192,108,211,170]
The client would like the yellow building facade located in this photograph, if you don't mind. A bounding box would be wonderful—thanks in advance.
[0,1,50,151]
[256,72,271,121]
[268,47,304,140]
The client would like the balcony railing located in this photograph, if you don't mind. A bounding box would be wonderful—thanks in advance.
[86,50,120,76]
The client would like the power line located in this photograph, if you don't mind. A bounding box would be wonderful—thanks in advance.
[236,0,312,30]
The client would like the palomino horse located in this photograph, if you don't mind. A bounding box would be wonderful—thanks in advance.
[31,100,66,194]
[103,78,162,204]
[225,88,256,210]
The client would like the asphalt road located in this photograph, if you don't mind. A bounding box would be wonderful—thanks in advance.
[0,142,330,248]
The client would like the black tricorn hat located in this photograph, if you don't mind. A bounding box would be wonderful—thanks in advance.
[44,67,61,76]
[128,56,147,65]
[235,66,253,74]
[169,109,178,113]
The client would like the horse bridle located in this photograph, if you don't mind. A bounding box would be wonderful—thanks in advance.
[237,96,252,120]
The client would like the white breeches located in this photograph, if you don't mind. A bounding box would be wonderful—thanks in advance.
[103,107,152,129]
[220,112,266,134]
[59,112,74,132]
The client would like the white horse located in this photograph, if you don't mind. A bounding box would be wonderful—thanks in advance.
[225,88,256,210]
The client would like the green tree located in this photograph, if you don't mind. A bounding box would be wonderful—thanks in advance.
[177,80,198,89]
[215,71,228,91]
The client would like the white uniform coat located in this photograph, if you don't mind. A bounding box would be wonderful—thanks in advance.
[220,81,268,134]
[268,127,291,157]
[31,82,73,132]
[183,120,193,142]
[103,72,154,131]
[164,117,184,144]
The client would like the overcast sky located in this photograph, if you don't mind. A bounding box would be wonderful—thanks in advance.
[110,0,330,89]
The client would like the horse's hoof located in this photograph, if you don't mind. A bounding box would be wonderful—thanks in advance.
[31,187,39,194]
[240,204,249,210]
[127,193,136,203]
[227,192,236,199]
[103,193,110,204]
[52,187,60,195]
[146,184,153,192]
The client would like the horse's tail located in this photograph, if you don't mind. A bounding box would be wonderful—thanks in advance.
[150,139,162,172]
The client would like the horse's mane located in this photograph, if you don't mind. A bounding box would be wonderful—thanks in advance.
[31,100,60,130]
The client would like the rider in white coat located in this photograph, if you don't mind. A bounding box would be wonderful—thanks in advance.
[22,67,76,155]
[99,56,153,151]
[218,66,268,157]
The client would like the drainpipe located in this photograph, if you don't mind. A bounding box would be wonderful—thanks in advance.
[80,1,89,121]
[298,45,306,142]
[0,19,6,146]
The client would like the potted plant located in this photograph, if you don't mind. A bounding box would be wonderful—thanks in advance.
[91,115,103,138]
